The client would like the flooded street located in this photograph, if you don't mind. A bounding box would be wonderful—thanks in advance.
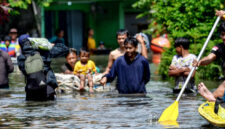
[1,55,221,128]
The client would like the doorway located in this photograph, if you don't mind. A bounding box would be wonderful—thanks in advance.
[45,10,84,50]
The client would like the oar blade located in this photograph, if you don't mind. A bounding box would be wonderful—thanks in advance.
[158,101,179,125]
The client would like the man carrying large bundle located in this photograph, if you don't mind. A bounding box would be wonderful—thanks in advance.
[17,34,69,101]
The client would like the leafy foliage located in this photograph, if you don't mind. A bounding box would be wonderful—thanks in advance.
[8,0,52,9]
[133,0,225,80]
[8,0,31,9]
[0,0,52,24]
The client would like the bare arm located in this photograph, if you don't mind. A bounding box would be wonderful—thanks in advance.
[64,70,74,74]
[100,77,107,86]
[103,52,114,75]
[94,69,98,75]
[183,67,196,77]
[168,65,184,76]
[198,53,216,66]
[169,66,195,77]
[140,41,148,59]
[216,10,225,20]
[136,34,148,59]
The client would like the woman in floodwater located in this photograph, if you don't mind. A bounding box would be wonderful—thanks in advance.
[61,48,78,74]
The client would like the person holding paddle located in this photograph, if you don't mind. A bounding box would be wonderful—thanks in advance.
[193,21,225,102]
[169,38,197,94]
[158,11,222,125]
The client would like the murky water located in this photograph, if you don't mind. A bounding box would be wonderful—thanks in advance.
[1,55,222,128]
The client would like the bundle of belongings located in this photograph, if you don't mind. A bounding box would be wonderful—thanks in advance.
[55,73,112,94]
[17,34,69,101]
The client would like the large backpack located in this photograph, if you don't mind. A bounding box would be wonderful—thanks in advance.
[24,52,46,91]
[25,52,44,74]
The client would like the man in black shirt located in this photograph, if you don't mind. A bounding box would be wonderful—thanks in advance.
[193,20,225,102]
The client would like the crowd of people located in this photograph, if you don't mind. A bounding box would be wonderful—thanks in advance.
[0,11,225,117]
[0,26,151,101]
[61,29,150,93]
[0,28,19,89]
[0,28,20,57]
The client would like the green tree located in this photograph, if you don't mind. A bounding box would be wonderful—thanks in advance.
[0,0,52,35]
[133,0,225,80]
[8,0,52,9]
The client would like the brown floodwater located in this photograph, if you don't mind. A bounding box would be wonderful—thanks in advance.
[0,55,222,128]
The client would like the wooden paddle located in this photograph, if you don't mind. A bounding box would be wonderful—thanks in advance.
[158,16,221,126]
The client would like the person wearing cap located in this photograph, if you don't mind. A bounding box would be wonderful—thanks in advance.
[8,28,20,56]
[0,36,16,57]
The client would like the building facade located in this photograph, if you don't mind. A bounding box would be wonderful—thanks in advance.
[43,0,149,50]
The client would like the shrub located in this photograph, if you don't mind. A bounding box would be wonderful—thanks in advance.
[133,0,225,80]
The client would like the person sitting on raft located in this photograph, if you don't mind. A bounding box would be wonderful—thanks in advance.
[197,83,225,102]
[169,38,197,94]
[74,49,97,93]
[193,10,225,117]
[100,37,150,94]
[61,48,77,74]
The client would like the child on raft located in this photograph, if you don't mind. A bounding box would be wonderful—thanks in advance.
[74,49,97,93]
[168,38,197,94]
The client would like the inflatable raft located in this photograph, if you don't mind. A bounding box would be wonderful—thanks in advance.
[198,101,225,127]
[55,73,112,93]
